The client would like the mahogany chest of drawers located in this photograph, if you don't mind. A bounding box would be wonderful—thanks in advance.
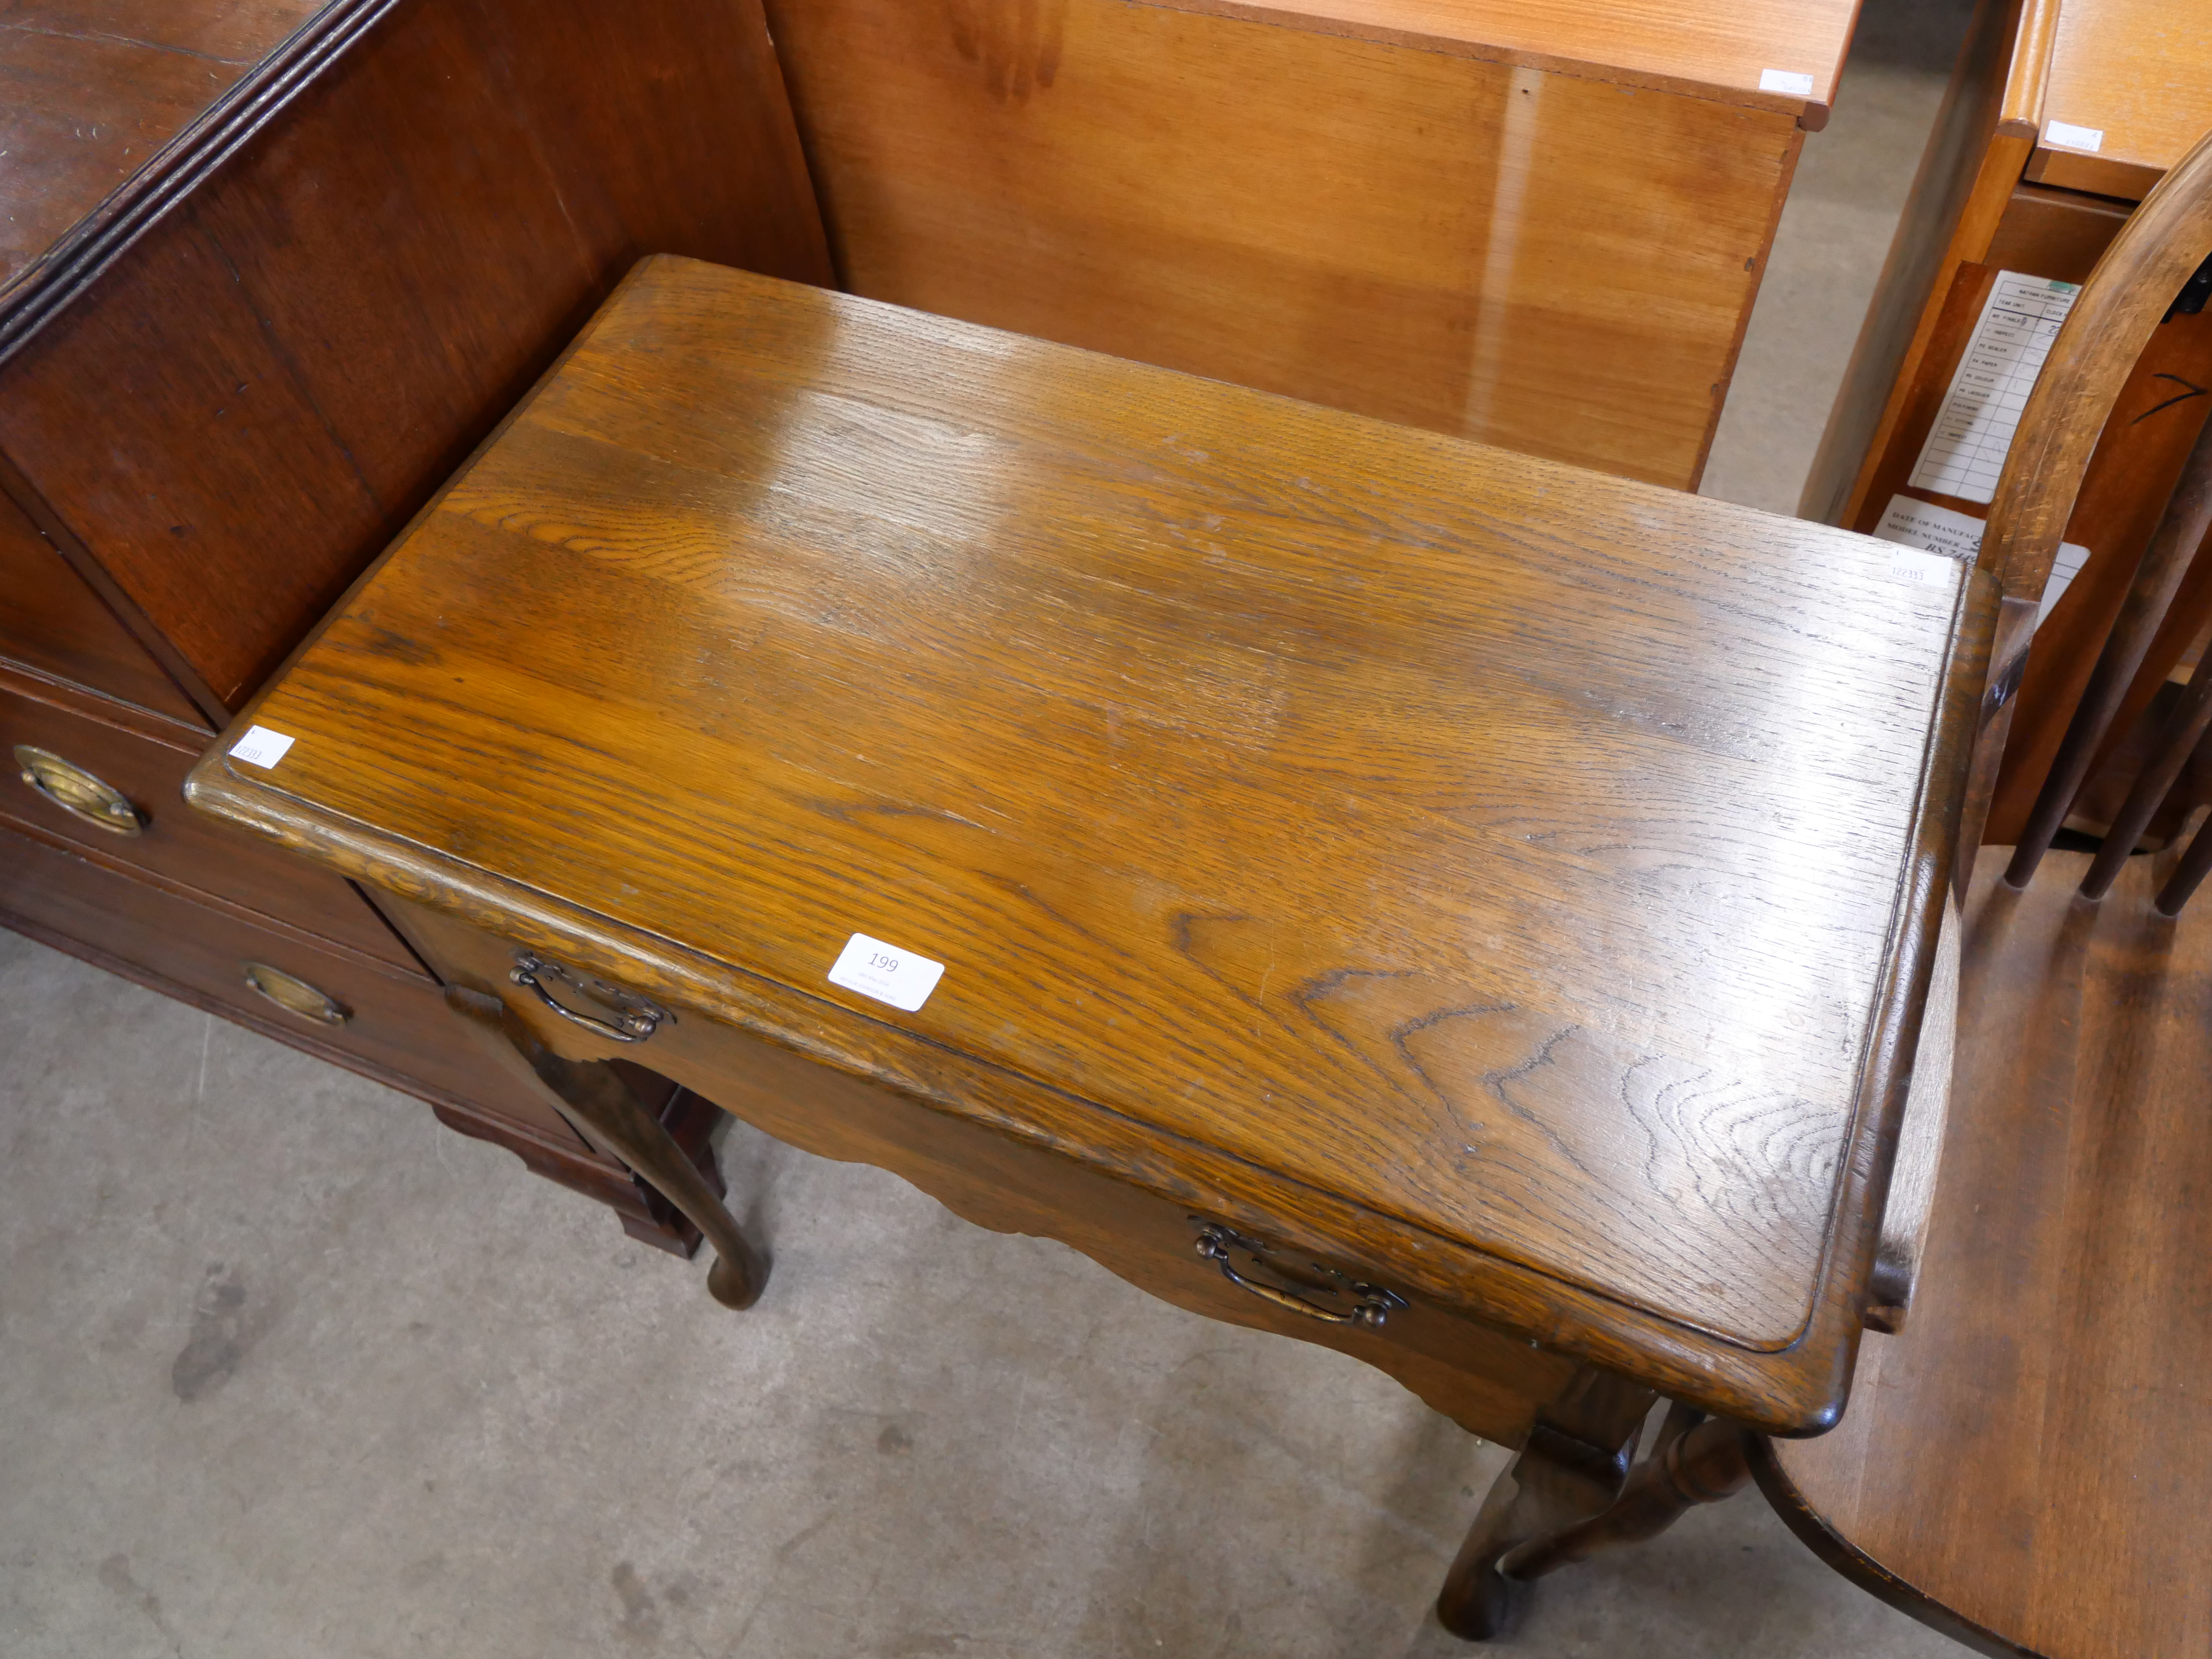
[0,0,830,1252]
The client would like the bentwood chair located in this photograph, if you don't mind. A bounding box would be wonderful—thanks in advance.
[1450,122,2212,1656]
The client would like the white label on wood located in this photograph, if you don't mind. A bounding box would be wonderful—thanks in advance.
[2044,119,2105,152]
[1758,68,1815,96]
[1908,272,2080,505]
[228,725,295,768]
[1874,494,2089,629]
[828,932,944,1012]
[1885,545,1958,587]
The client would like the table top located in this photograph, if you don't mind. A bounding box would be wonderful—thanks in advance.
[2029,0,2212,197]
[1141,0,1860,119]
[0,0,348,345]
[190,259,1979,1426]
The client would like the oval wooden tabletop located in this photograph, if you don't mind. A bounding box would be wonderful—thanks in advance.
[192,259,1979,1420]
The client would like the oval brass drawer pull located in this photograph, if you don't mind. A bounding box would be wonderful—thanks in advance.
[14,744,146,836]
[511,950,669,1043]
[1192,1222,1408,1330]
[242,961,351,1026]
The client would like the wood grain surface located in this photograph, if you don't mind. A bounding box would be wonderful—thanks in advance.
[0,476,202,725]
[0,0,832,709]
[189,261,1988,1429]
[1049,0,1858,113]
[0,675,416,968]
[397,894,1580,1445]
[765,0,1800,488]
[0,815,588,1125]
[1760,847,2212,1659]
[2030,0,2212,199]
[0,0,335,309]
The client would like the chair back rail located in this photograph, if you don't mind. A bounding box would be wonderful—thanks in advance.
[1874,123,2212,1336]
[1975,126,2212,895]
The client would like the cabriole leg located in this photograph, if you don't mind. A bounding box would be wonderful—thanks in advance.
[1437,1369,1654,1639]
[445,984,770,1309]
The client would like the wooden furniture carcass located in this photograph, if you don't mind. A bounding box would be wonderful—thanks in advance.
[763,0,1864,488]
[0,0,831,1253]
[186,259,1994,1633]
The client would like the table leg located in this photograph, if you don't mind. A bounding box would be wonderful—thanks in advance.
[1496,1406,1754,1579]
[1435,1368,1654,1639]
[445,984,770,1309]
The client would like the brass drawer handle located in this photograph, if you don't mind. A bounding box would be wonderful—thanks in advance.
[14,744,145,836]
[242,961,351,1026]
[1192,1222,1408,1330]
[511,950,669,1043]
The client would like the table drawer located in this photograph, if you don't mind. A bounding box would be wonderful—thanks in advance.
[389,896,1577,1447]
[0,824,587,1152]
[0,682,416,971]
[0,486,204,725]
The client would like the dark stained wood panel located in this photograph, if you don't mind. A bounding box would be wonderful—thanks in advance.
[0,200,390,707]
[0,814,588,1148]
[0,675,418,968]
[190,262,1985,1427]
[0,0,832,707]
[0,0,331,303]
[0,475,203,722]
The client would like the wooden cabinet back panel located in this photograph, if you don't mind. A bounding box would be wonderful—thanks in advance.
[0,482,201,724]
[765,0,1796,488]
[0,681,417,970]
[0,824,588,1149]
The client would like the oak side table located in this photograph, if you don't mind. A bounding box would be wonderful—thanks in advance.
[187,257,1987,1633]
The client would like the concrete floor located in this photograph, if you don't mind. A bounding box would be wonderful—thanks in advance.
[3,6,1978,1654]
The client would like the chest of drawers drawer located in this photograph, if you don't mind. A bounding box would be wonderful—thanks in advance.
[1,680,415,972]
[0,822,588,1153]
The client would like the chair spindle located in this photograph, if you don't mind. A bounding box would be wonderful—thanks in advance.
[2157,802,2212,915]
[2080,623,2212,900]
[2006,412,2212,889]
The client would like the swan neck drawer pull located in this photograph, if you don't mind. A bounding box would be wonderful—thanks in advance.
[1191,1221,1407,1330]
[510,950,669,1043]
[14,745,145,836]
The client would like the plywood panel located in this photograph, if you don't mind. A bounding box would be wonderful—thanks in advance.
[769,0,1799,486]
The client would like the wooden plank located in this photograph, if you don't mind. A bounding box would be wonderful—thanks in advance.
[0,474,204,724]
[0,0,832,709]
[769,0,1799,488]
[1100,0,1859,116]
[0,0,332,304]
